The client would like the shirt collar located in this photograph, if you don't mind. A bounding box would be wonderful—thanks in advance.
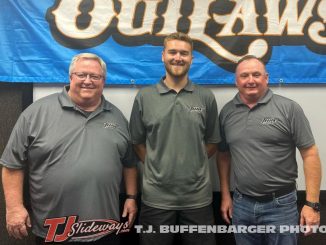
[156,76,195,94]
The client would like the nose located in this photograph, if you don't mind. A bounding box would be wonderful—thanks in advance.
[248,74,255,83]
[83,75,93,83]
[174,52,182,61]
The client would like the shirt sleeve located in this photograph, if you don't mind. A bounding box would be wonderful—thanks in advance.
[204,91,221,144]
[289,101,315,149]
[0,113,29,169]
[121,139,137,168]
[129,92,146,145]
[217,107,230,152]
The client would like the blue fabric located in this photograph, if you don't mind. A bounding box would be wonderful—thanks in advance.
[0,1,325,84]
[232,189,298,245]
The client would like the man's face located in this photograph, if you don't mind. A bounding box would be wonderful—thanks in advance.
[69,58,105,107]
[236,58,269,102]
[162,40,193,79]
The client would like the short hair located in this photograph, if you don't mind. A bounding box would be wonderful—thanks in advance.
[236,55,266,72]
[163,32,193,51]
[69,53,107,79]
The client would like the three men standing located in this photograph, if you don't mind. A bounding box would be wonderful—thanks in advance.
[1,37,322,245]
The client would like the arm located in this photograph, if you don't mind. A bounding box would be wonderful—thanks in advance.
[204,93,220,159]
[206,143,217,159]
[2,167,31,239]
[122,166,138,227]
[299,144,322,235]
[216,151,233,224]
[133,144,146,163]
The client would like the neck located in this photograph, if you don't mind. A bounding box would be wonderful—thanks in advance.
[68,92,101,112]
[164,74,188,93]
[239,89,268,109]
[76,101,101,112]
[239,94,259,109]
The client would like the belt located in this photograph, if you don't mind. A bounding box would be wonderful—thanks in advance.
[239,183,297,203]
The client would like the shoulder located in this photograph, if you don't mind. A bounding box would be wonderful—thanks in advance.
[271,93,295,103]
[193,84,214,96]
[133,85,159,106]
[219,99,237,125]
[136,84,158,97]
[270,93,303,111]
[192,84,216,106]
[103,100,128,125]
[22,93,60,116]
[220,99,235,114]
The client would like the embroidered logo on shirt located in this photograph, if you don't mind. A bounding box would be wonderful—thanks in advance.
[104,122,118,129]
[261,117,280,125]
[189,106,205,113]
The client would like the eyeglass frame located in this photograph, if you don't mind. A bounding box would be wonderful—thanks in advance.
[71,72,104,81]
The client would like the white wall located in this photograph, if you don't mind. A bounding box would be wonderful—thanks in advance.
[34,84,326,191]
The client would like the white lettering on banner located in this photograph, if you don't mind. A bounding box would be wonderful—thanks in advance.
[133,225,326,234]
[158,0,182,35]
[265,0,317,35]
[117,0,161,36]
[214,0,260,36]
[47,0,326,63]
[187,0,264,62]
[210,0,268,61]
[51,0,115,39]
[309,0,326,44]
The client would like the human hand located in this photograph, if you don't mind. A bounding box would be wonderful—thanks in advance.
[300,205,320,236]
[122,199,138,228]
[220,194,233,224]
[6,205,31,239]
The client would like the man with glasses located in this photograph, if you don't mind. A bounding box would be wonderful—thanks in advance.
[1,53,138,244]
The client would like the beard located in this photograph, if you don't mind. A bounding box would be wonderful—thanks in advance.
[164,61,191,79]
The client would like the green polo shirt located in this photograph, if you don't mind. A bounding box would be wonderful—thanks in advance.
[0,86,135,241]
[219,89,315,196]
[130,78,220,209]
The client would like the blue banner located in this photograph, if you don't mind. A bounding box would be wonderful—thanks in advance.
[0,0,325,84]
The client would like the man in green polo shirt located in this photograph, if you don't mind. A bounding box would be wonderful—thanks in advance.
[217,55,322,245]
[130,32,220,245]
[1,53,138,244]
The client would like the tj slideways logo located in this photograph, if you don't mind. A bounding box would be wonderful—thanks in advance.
[43,215,129,242]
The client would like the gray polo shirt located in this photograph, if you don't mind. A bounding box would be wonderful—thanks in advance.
[130,78,220,209]
[0,86,135,241]
[219,89,315,196]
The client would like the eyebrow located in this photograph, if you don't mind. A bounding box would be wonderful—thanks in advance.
[166,49,190,54]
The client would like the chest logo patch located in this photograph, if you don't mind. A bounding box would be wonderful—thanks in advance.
[261,117,280,125]
[104,122,118,129]
[189,106,205,113]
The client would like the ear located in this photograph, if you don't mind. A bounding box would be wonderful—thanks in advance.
[234,75,238,87]
[265,73,269,84]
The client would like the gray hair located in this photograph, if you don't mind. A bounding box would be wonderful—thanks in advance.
[69,53,107,79]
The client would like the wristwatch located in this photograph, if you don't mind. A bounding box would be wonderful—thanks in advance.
[126,194,138,200]
[305,201,321,212]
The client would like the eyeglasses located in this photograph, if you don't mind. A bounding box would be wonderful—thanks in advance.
[71,72,103,81]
